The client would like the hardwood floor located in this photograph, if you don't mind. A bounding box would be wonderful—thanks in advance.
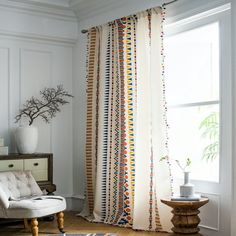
[0,211,170,236]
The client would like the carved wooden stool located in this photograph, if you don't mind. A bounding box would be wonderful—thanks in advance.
[161,198,209,235]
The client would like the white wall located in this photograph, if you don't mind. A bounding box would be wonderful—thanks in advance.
[72,35,87,205]
[0,3,77,207]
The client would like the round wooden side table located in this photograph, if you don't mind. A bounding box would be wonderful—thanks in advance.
[161,198,209,235]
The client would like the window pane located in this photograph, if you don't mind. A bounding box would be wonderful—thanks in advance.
[168,105,219,182]
[165,22,219,105]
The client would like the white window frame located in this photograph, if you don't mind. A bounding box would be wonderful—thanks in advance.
[164,4,232,235]
[231,2,236,236]
[166,21,221,183]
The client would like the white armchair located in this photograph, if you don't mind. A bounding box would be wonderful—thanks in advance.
[0,170,66,236]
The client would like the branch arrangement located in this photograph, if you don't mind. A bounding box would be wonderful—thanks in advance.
[15,85,73,126]
[160,156,191,172]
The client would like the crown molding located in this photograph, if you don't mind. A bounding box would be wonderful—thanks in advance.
[0,29,77,46]
[0,0,77,22]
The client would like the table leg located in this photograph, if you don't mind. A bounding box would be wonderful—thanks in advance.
[171,207,201,234]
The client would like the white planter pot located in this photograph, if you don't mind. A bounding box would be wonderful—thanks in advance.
[15,126,38,154]
[180,171,194,197]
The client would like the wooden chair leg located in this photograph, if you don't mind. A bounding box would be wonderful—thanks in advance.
[30,218,38,236]
[24,218,29,229]
[56,211,65,233]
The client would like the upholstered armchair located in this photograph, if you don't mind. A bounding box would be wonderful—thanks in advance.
[0,170,66,236]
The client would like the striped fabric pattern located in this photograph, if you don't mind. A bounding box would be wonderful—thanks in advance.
[83,7,172,232]
[85,28,100,214]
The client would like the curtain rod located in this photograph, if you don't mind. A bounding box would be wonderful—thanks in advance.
[81,0,178,34]
[162,0,178,7]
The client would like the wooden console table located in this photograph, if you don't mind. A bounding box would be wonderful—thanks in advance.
[161,198,209,235]
[0,153,56,194]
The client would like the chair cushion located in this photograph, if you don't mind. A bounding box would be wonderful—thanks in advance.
[0,171,66,219]
[0,171,42,203]
[5,195,66,218]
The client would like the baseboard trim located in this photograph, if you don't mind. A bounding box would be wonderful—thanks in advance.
[71,194,85,200]
[62,194,84,212]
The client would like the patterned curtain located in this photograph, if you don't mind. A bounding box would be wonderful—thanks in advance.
[82,7,172,232]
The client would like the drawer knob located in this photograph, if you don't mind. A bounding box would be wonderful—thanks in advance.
[34,163,39,166]
[8,164,14,168]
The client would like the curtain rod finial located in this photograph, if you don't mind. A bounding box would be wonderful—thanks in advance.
[81,29,88,34]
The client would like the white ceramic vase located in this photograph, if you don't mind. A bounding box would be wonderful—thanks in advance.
[180,171,194,197]
[15,126,38,154]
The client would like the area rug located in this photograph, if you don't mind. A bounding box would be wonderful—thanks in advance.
[48,234,116,236]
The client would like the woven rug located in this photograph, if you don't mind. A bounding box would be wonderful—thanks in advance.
[48,234,116,236]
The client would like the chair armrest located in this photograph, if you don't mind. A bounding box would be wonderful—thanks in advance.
[0,185,10,209]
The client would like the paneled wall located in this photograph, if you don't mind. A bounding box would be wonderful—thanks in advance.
[0,3,77,202]
[0,38,73,197]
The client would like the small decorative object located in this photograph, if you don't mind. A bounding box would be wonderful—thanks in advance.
[0,138,9,155]
[15,85,73,154]
[15,126,38,154]
[179,171,195,197]
[176,158,194,198]
[160,156,200,201]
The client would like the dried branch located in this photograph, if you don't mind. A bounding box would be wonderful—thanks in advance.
[15,85,73,126]
[160,156,192,172]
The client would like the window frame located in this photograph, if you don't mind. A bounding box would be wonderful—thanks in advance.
[164,3,232,185]
[163,5,232,234]
[165,21,221,182]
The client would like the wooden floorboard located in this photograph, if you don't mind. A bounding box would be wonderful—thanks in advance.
[0,211,170,236]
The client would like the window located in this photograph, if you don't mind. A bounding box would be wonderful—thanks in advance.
[165,22,220,182]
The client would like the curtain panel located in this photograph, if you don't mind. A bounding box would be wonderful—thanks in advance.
[83,7,172,232]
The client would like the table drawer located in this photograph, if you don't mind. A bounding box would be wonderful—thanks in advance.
[31,170,48,181]
[0,160,24,171]
[24,158,48,171]
[0,153,55,194]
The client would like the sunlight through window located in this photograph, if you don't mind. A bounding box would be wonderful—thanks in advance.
[165,22,219,182]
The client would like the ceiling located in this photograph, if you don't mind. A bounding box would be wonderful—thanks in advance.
[5,0,130,21]
[69,0,130,21]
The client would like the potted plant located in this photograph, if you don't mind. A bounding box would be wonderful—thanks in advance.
[15,85,73,154]
[160,156,195,198]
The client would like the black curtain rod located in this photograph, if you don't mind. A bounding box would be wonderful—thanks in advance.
[81,0,178,34]
[162,0,178,7]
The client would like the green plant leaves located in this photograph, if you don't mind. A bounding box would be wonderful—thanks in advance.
[199,112,219,161]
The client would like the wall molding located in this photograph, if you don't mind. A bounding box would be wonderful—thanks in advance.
[62,194,84,211]
[0,47,10,146]
[6,48,10,146]
[19,48,53,153]
[0,0,77,22]
[20,48,53,152]
[196,192,220,231]
[0,29,77,46]
[62,194,85,200]
[71,194,85,200]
